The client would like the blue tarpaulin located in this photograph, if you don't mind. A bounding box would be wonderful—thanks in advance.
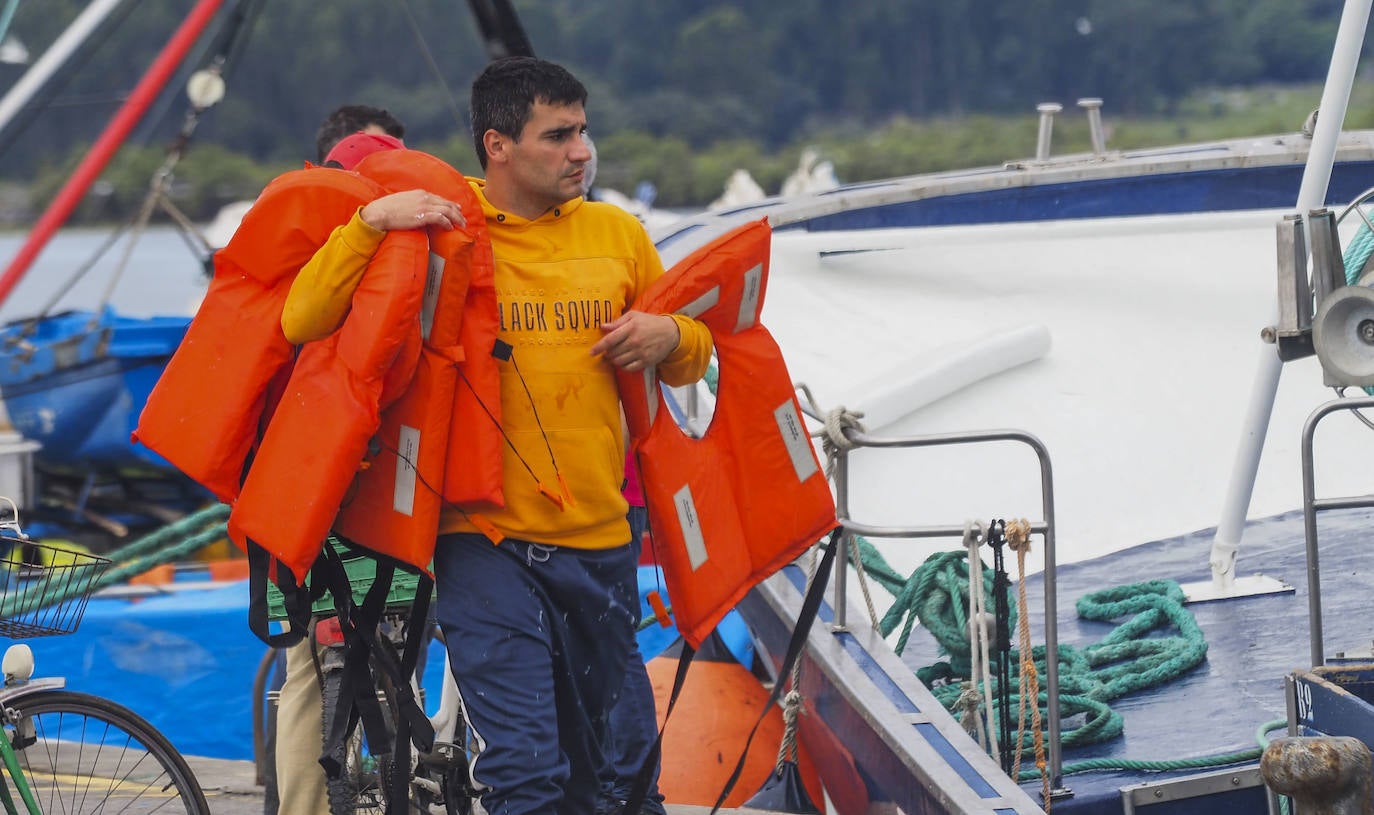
[14,565,753,760]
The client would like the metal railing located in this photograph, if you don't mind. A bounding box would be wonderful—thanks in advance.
[1300,395,1374,667]
[809,410,1066,792]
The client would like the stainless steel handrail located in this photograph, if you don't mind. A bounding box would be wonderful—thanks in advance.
[811,412,1064,791]
[1300,395,1374,667]
[678,379,1065,790]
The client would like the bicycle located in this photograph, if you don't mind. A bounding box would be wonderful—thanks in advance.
[0,500,210,814]
[314,613,473,815]
[260,538,475,815]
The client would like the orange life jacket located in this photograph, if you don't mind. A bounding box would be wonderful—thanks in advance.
[133,168,387,503]
[136,152,503,584]
[617,218,839,648]
[226,223,431,583]
[329,149,504,571]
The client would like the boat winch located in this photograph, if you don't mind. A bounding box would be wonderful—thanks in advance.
[1268,205,1374,386]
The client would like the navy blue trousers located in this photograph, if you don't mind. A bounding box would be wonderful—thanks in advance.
[435,533,638,815]
[601,506,665,813]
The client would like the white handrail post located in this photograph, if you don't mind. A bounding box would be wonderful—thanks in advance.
[1206,0,1373,593]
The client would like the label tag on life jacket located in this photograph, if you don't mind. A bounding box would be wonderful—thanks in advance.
[673,484,709,571]
[678,286,720,319]
[774,400,818,483]
[420,252,445,341]
[735,263,763,332]
[393,425,420,516]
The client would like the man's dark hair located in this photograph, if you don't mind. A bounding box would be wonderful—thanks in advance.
[469,56,587,170]
[315,104,405,163]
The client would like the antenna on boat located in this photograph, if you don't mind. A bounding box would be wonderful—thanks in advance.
[1183,0,1373,604]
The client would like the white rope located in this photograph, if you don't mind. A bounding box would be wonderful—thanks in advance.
[794,384,881,628]
[963,520,1000,763]
[819,406,864,479]
[773,541,821,772]
[845,532,881,629]
[777,689,804,772]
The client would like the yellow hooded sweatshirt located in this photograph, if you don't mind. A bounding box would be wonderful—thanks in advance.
[281,183,713,549]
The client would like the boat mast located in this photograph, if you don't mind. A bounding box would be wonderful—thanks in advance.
[465,0,534,59]
[1206,0,1372,594]
[0,0,227,308]
[0,0,132,144]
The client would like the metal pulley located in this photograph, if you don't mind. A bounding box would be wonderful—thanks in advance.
[1314,271,1374,385]
[185,67,225,111]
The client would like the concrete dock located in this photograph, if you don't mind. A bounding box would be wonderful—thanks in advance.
[185,755,774,814]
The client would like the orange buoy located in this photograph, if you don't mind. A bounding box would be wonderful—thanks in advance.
[648,656,824,809]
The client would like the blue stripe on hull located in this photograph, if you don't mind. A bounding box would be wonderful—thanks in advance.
[795,161,1374,232]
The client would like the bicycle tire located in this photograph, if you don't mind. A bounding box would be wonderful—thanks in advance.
[2,688,210,814]
[321,663,398,815]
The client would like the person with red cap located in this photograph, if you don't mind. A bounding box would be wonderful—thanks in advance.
[269,105,464,815]
[322,130,405,168]
[314,103,404,166]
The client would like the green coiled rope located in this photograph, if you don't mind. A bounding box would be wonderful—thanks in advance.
[845,534,1283,781]
[0,502,230,619]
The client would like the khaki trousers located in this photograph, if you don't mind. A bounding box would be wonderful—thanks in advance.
[275,638,328,814]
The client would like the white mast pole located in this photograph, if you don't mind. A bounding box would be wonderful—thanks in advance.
[1206,0,1373,593]
[0,0,131,139]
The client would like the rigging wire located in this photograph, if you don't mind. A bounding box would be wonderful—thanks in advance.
[0,0,140,160]
[392,0,467,133]
[0,0,20,46]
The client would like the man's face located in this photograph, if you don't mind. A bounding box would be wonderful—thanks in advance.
[506,100,592,212]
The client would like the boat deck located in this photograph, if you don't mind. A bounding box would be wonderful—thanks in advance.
[897,506,1374,815]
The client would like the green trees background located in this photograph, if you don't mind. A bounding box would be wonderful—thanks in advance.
[0,0,1369,219]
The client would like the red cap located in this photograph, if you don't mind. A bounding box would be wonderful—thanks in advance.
[324,132,405,170]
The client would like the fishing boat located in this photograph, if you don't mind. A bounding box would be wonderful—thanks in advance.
[15,3,1374,814]
[635,2,1374,813]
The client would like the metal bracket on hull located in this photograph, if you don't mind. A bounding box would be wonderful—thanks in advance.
[1119,766,1269,815]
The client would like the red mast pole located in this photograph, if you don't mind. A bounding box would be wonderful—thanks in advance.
[0,0,227,307]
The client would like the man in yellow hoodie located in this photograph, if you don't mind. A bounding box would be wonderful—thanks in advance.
[282,58,712,815]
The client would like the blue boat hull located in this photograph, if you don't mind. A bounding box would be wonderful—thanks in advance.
[0,309,190,471]
[798,160,1374,232]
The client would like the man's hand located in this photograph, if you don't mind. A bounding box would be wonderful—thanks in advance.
[592,311,680,371]
[360,189,466,231]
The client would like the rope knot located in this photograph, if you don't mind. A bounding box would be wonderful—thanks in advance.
[1005,518,1033,553]
[821,406,865,478]
[954,682,982,736]
[776,689,805,770]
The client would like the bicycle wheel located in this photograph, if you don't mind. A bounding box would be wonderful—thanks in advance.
[321,664,398,815]
[3,689,209,814]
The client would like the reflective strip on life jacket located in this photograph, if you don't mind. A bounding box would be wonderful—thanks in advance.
[330,150,503,574]
[617,218,838,648]
[133,169,387,503]
[229,226,431,584]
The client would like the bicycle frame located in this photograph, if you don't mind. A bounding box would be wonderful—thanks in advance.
[0,678,66,815]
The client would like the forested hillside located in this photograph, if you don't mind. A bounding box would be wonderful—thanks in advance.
[0,0,1361,213]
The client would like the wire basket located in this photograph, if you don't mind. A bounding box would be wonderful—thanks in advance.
[0,538,112,638]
